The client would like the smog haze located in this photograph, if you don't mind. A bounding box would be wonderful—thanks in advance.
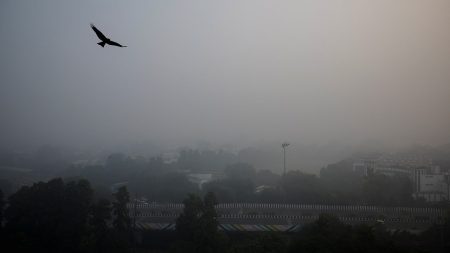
[1,0,450,149]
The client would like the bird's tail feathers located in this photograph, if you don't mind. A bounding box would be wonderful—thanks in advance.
[97,41,106,47]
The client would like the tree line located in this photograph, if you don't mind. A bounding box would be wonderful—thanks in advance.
[0,178,449,253]
[0,179,132,253]
[0,150,443,209]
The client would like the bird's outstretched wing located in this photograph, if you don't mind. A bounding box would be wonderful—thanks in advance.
[108,40,127,47]
[90,23,107,41]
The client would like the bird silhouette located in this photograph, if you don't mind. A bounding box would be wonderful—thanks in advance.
[90,23,127,48]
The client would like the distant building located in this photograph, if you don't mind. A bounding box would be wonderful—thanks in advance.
[353,159,409,177]
[71,159,103,167]
[372,167,411,177]
[413,167,449,202]
[353,154,449,202]
[161,152,179,164]
[377,153,433,169]
[352,159,376,176]
[254,185,276,194]
[187,173,214,189]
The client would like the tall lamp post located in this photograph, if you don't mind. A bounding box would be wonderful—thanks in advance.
[282,142,290,176]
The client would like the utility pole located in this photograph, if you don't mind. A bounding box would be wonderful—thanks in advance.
[282,142,290,176]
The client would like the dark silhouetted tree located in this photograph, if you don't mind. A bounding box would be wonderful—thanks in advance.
[112,186,131,232]
[281,171,330,204]
[0,189,4,230]
[199,192,220,253]
[363,174,413,206]
[288,214,410,253]
[229,233,287,253]
[59,179,93,252]
[112,186,132,252]
[176,194,203,243]
[288,214,353,253]
[224,163,256,180]
[174,192,222,253]
[4,178,93,253]
[87,198,112,253]
[320,159,362,204]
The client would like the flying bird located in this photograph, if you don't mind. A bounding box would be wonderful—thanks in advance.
[90,23,127,48]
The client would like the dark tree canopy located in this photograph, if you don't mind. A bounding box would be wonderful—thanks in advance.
[174,192,223,253]
[87,198,113,253]
[176,194,204,242]
[288,214,407,253]
[0,189,4,229]
[363,174,414,206]
[4,178,93,253]
[112,185,131,232]
[0,175,446,253]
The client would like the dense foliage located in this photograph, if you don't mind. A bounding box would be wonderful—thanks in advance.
[0,178,133,253]
[0,178,448,253]
[173,192,223,253]
[2,146,449,207]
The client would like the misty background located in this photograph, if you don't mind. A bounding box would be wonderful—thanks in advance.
[1,1,450,160]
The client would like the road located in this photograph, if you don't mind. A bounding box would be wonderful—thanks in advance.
[130,203,447,232]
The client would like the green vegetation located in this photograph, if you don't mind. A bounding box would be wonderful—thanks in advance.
[0,189,4,230]
[3,178,93,253]
[289,214,397,253]
[0,148,439,206]
[173,192,223,253]
[113,186,132,232]
[0,178,132,253]
[0,179,449,252]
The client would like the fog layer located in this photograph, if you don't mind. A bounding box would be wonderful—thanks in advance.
[1,0,450,148]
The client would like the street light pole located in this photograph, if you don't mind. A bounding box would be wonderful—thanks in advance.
[282,142,290,176]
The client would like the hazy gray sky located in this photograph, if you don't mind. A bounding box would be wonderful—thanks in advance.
[1,0,450,149]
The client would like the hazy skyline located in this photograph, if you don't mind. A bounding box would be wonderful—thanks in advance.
[1,0,450,149]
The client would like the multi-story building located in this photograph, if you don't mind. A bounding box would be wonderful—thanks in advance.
[413,167,449,202]
[352,159,376,176]
[353,154,449,202]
